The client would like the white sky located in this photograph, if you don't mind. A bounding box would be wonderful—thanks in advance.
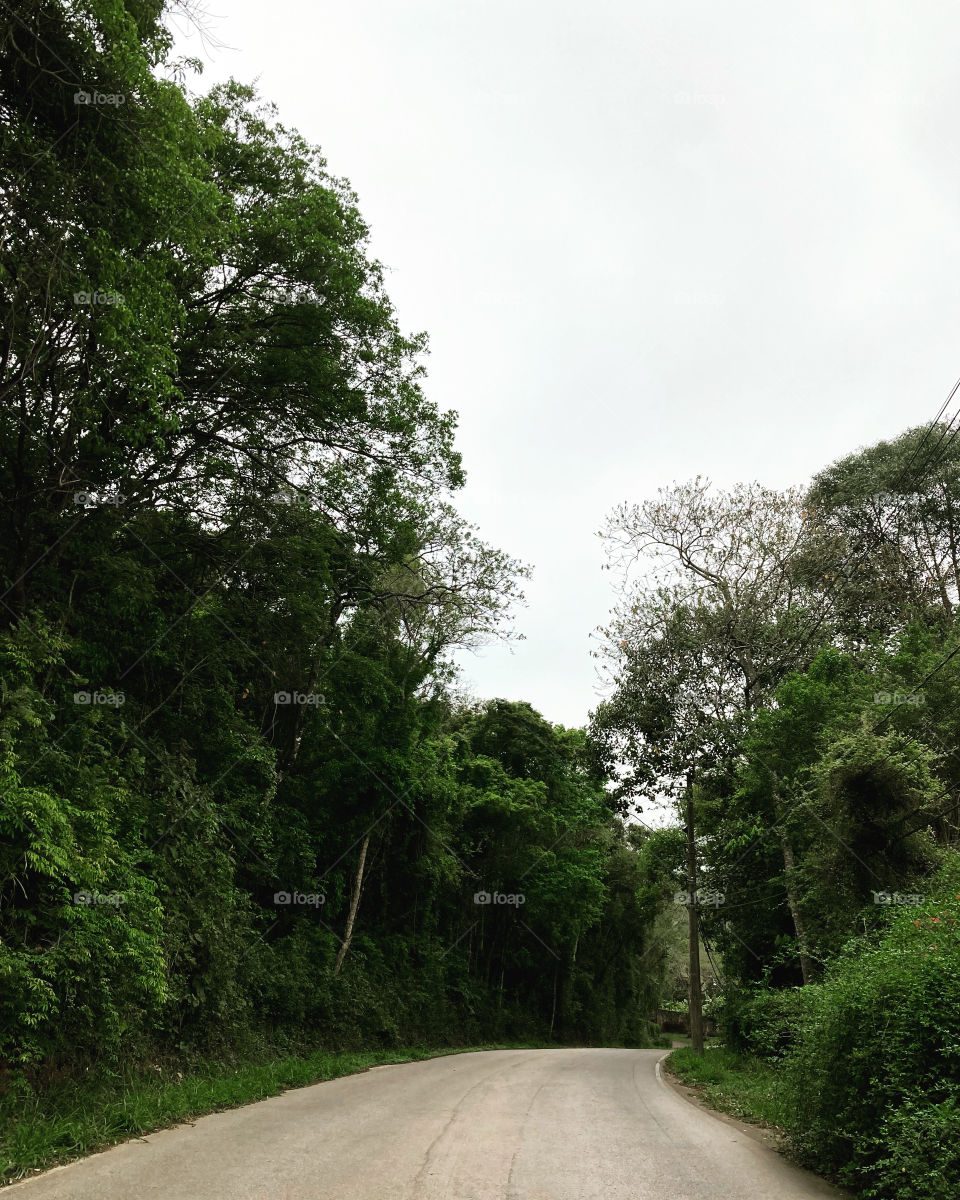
[172,0,960,729]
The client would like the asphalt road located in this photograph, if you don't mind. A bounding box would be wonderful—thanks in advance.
[7,1049,844,1199]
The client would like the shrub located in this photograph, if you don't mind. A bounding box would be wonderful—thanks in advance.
[720,983,815,1061]
[856,1095,960,1200]
[784,853,960,1195]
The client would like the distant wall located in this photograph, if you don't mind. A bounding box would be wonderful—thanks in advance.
[653,1009,718,1036]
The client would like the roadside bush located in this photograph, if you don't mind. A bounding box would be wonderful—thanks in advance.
[784,852,960,1196]
[720,983,815,1061]
[856,1095,960,1200]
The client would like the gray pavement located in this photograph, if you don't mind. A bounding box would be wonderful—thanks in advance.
[7,1049,843,1199]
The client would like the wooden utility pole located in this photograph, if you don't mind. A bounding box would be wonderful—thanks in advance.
[685,768,705,1055]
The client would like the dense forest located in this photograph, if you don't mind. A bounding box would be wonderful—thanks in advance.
[0,0,666,1101]
[2,4,960,1199]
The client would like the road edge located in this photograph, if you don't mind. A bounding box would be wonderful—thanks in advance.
[654,1051,789,1152]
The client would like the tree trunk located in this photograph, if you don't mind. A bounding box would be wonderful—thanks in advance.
[685,770,705,1055]
[333,833,369,976]
[768,769,815,985]
[278,656,323,782]
[779,832,815,985]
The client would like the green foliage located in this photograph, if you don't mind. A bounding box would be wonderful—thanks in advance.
[594,403,960,1195]
[666,1047,789,1127]
[16,11,960,1198]
[805,422,960,639]
[855,1097,960,1200]
[784,853,960,1195]
[0,1,660,1126]
[719,985,814,1062]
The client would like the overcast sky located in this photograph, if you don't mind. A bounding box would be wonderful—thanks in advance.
[173,1,960,729]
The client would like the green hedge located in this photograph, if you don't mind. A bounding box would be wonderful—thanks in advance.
[719,983,814,1061]
[784,853,960,1199]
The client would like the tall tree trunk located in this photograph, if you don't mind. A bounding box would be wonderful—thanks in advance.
[685,769,705,1055]
[556,932,580,1038]
[769,769,815,985]
[333,833,369,976]
[278,656,323,782]
[779,832,815,985]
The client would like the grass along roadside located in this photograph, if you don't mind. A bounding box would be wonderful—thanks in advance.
[0,1042,553,1186]
[664,1047,791,1131]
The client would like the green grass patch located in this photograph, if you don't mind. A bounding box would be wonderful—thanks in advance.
[664,1047,790,1129]
[0,1041,552,1186]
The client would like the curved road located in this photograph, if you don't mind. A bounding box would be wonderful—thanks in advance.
[8,1049,842,1199]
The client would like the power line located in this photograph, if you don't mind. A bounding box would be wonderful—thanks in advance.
[887,373,960,494]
